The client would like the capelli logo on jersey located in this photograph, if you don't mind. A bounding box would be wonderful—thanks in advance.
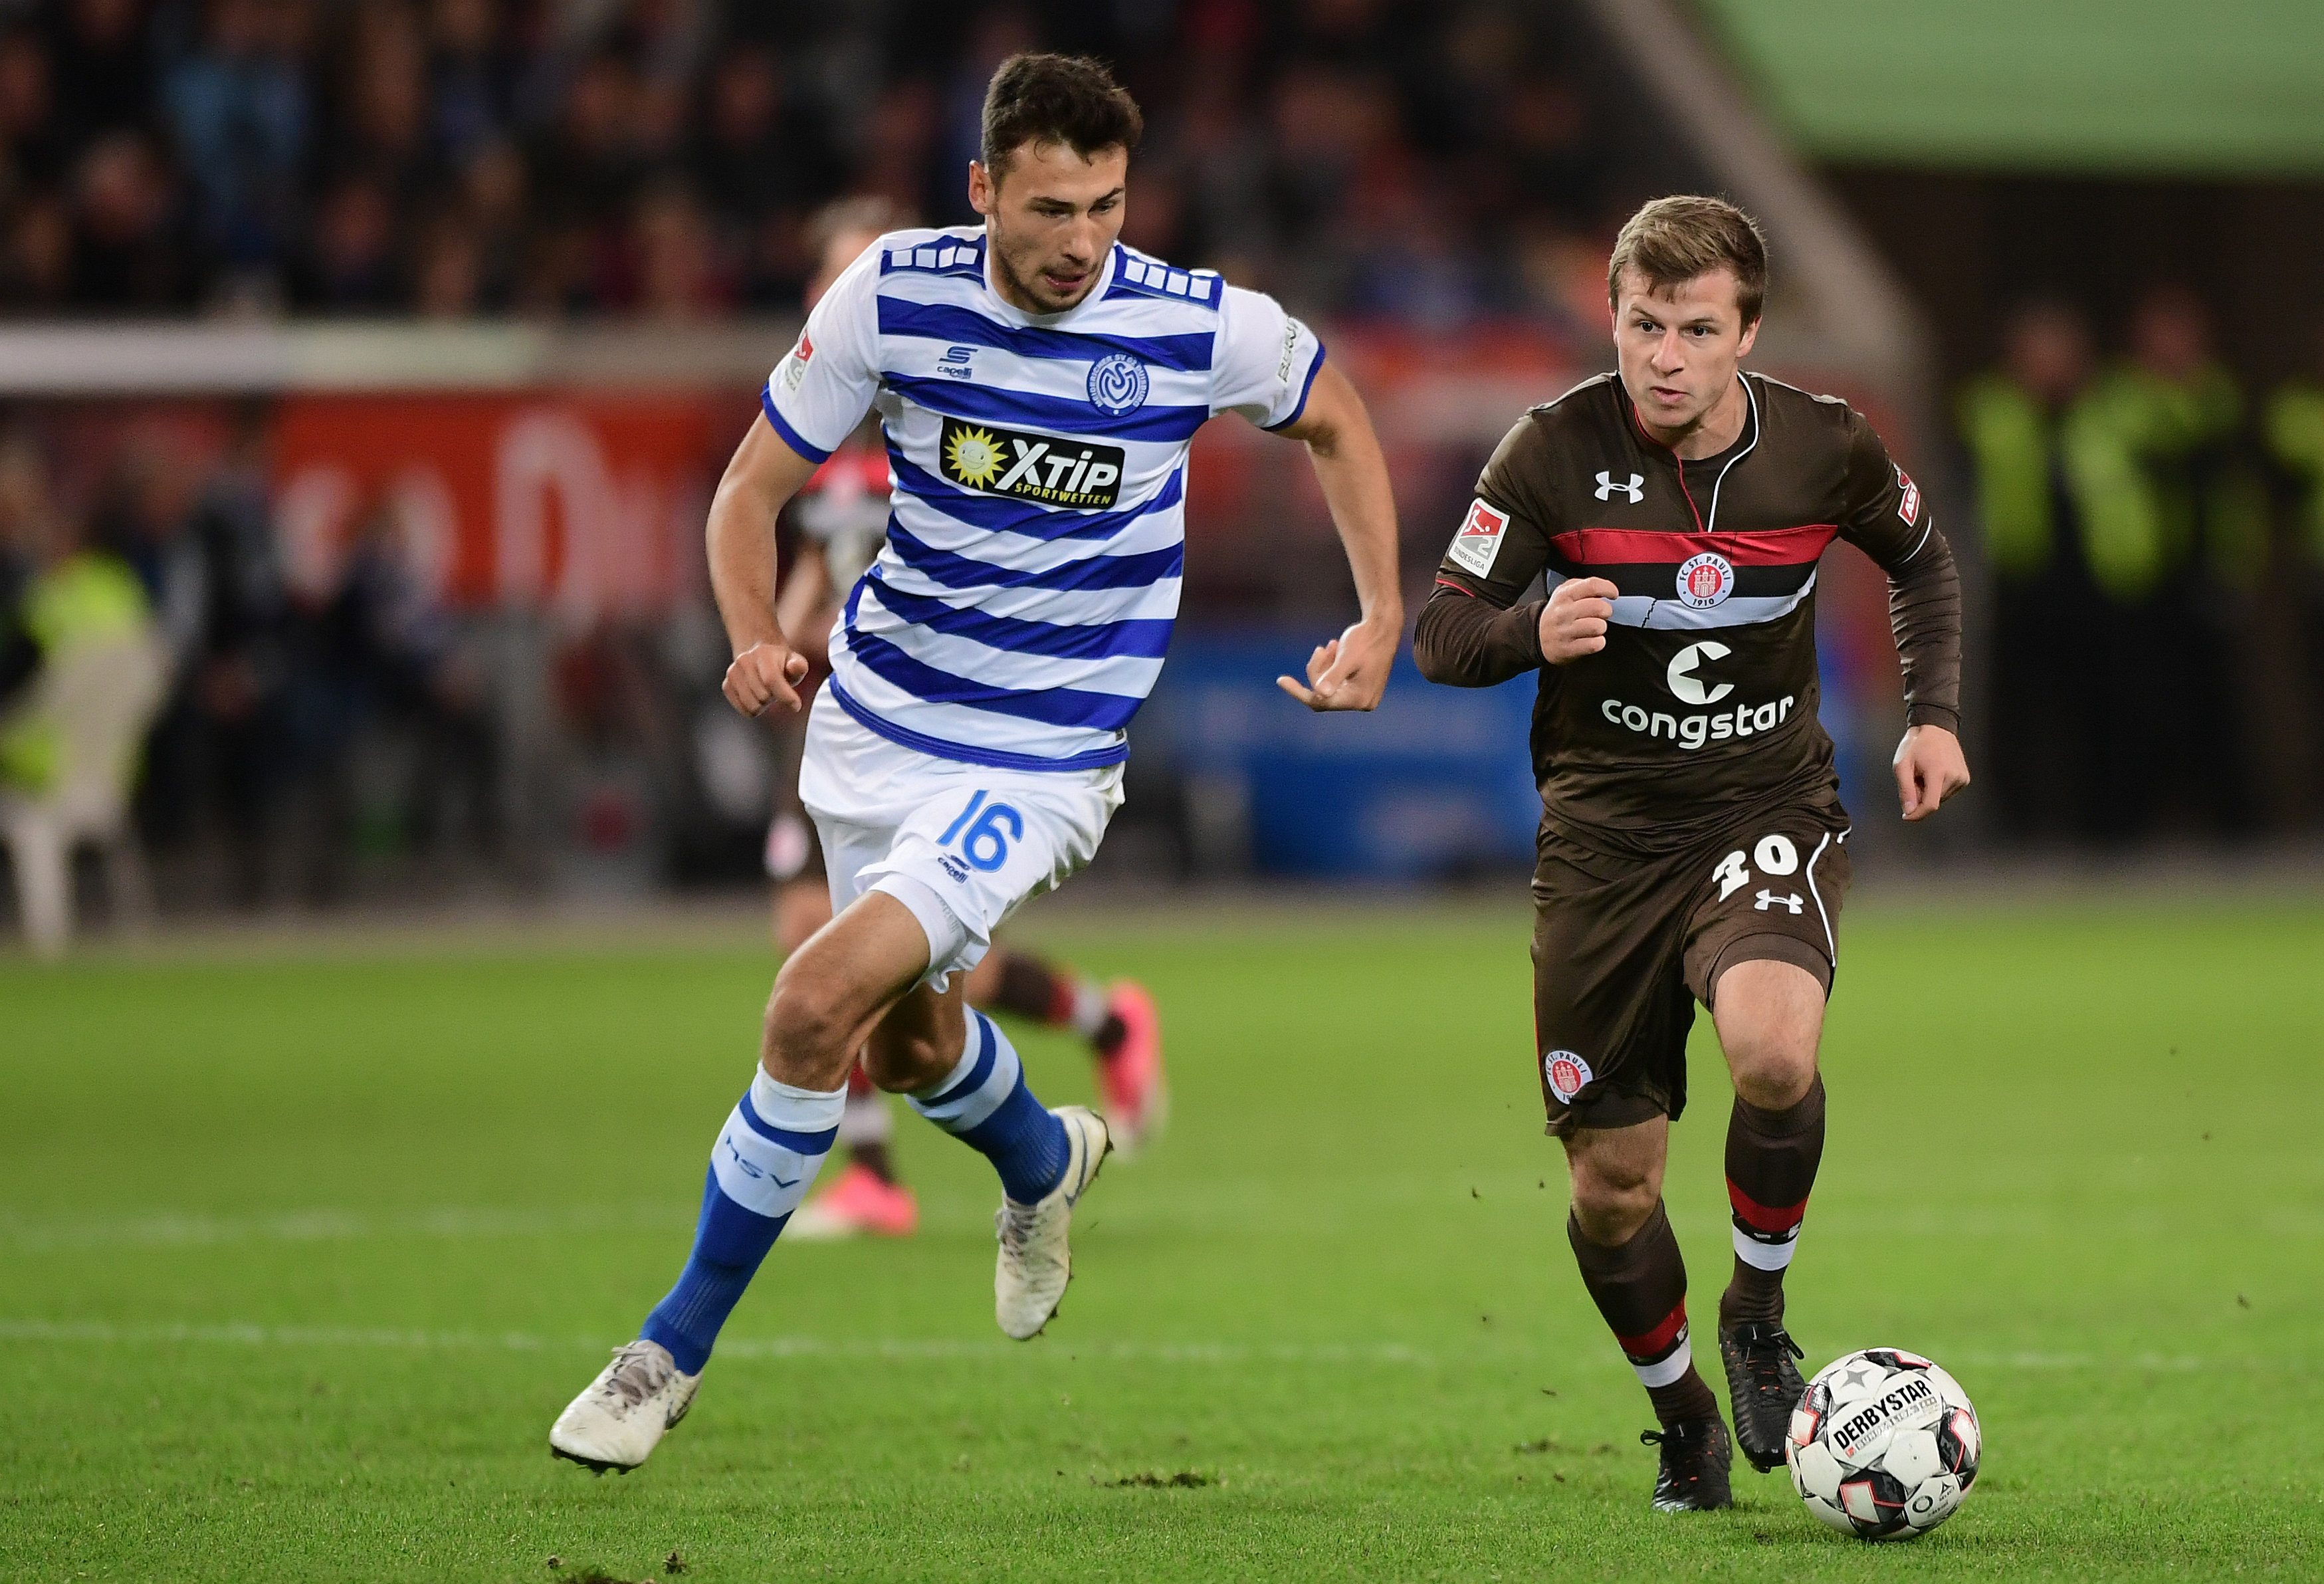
[939,415,1124,509]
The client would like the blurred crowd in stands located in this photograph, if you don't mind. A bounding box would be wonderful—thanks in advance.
[0,405,506,918]
[0,0,1621,328]
[1960,287,2324,844]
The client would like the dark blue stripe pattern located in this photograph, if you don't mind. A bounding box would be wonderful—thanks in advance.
[760,384,834,463]
[863,576,1173,660]
[885,373,1210,443]
[877,298,1214,373]
[845,629,1144,730]
[736,1091,840,1155]
[883,515,1184,593]
[925,1014,996,1108]
[826,680,1130,772]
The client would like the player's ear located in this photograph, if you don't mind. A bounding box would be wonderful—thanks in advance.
[968,160,996,218]
[1736,315,1760,359]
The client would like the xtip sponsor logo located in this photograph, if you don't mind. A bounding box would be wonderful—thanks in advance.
[938,344,975,379]
[1675,552,1735,609]
[1542,1050,1592,1103]
[1087,352,1151,415]
[938,416,1124,508]
[1895,464,1921,526]
[1446,498,1509,577]
[1594,470,1644,503]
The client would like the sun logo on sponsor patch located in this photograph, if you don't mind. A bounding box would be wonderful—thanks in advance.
[945,425,1003,487]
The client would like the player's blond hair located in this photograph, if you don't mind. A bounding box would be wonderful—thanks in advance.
[1607,195,1769,326]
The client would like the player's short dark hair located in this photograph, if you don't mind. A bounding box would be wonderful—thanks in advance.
[980,53,1142,181]
[1607,195,1769,326]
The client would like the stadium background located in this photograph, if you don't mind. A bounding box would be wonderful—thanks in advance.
[5,0,2319,912]
[5,4,2322,1580]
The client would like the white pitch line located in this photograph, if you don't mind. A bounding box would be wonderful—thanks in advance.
[2,1321,2304,1375]
[0,1319,1436,1367]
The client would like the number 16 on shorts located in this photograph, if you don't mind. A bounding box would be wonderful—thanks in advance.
[938,790,1024,873]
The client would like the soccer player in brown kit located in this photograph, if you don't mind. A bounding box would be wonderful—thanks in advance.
[1414,196,1968,1511]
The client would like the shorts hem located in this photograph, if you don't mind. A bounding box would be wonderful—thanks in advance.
[1703,932,1834,1008]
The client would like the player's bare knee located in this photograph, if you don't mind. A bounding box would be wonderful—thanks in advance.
[1565,1155,1659,1245]
[860,1027,950,1093]
[761,960,857,1087]
[1726,1035,1817,1110]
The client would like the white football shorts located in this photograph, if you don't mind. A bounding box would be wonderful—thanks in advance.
[795,689,1124,991]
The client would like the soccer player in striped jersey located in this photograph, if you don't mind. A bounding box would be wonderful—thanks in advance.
[762,202,1168,1241]
[550,53,1400,1472]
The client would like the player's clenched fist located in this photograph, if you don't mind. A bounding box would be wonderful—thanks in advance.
[723,640,811,717]
[1537,576,1619,665]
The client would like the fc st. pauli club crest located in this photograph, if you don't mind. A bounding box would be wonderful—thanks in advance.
[1543,1049,1593,1103]
[1675,550,1735,610]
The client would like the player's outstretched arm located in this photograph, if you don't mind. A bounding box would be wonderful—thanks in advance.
[1271,362,1403,712]
[1893,723,1970,821]
[708,413,825,717]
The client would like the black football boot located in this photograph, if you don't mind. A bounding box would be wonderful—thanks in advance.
[1719,1320,1808,1472]
[1641,1418,1733,1512]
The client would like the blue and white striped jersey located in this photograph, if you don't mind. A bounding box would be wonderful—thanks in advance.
[760,225,1326,772]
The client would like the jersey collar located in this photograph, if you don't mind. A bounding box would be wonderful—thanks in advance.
[978,235,1120,330]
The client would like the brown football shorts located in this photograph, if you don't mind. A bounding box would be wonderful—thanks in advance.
[1530,802,1851,1137]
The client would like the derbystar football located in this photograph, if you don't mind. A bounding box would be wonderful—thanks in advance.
[1784,1347,1981,1540]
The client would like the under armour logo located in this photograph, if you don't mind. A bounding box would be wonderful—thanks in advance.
[1595,471,1644,503]
[1754,889,1804,914]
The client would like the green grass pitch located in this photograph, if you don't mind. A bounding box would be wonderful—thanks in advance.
[5,895,2321,1580]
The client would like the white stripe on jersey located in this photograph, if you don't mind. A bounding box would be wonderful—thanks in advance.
[764,225,1324,771]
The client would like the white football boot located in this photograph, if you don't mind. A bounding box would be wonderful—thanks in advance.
[994,1105,1112,1339]
[549,1339,700,1472]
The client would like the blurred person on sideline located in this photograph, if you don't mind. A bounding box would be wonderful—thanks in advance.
[0,441,155,808]
[1956,299,2104,841]
[2065,285,2268,838]
[2264,325,2324,825]
[760,197,1166,1244]
[132,405,296,902]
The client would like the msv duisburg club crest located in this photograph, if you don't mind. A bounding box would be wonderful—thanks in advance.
[1086,352,1150,416]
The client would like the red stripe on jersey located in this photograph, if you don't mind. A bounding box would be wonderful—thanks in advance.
[1727,1177,1808,1234]
[1550,524,1838,568]
[1616,1300,1689,1359]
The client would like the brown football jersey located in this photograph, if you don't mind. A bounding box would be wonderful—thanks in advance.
[1414,371,1961,857]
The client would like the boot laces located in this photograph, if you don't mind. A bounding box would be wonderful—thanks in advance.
[597,1341,671,1409]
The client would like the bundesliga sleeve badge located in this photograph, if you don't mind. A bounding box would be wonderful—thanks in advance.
[1447,498,1509,577]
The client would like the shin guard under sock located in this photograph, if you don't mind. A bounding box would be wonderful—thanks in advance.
[908,1010,1069,1203]
[1720,1075,1827,1327]
[641,1068,843,1374]
[1568,1201,1719,1426]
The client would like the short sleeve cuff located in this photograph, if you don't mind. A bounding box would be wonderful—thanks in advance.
[761,383,835,464]
[1261,341,1328,432]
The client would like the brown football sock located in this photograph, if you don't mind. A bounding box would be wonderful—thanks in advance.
[1719,1074,1826,1328]
[1569,1201,1721,1427]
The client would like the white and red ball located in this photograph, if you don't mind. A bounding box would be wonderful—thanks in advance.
[1785,1347,1980,1540]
